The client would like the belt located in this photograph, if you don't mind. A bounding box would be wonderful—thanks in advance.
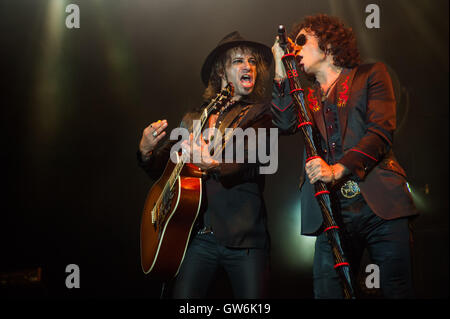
[198,226,214,235]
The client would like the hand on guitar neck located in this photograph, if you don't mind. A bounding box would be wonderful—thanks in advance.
[139,119,168,161]
[181,133,219,171]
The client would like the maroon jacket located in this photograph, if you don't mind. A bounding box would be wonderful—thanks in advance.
[272,62,418,235]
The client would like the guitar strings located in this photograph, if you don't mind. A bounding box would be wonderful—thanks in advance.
[153,85,233,224]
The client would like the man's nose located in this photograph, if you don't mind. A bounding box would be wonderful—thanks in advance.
[242,59,251,71]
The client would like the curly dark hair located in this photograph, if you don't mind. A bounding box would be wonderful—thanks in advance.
[290,14,360,69]
[202,45,270,102]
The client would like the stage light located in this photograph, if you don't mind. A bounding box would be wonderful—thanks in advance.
[277,200,316,270]
[406,182,412,193]
[31,0,69,140]
[91,0,139,105]
[405,182,429,213]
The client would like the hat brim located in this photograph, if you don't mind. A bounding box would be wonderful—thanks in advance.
[201,40,273,86]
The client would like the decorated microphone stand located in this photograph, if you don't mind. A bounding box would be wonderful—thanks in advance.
[277,25,355,299]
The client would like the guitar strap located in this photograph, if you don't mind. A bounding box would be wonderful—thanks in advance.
[182,103,252,161]
[211,104,251,160]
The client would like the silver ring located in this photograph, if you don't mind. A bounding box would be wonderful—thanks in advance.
[152,131,158,137]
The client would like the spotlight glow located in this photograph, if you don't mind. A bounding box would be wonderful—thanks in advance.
[405,182,429,213]
[278,199,316,270]
[406,182,412,193]
[32,0,69,141]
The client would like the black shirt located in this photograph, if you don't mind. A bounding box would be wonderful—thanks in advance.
[137,99,273,248]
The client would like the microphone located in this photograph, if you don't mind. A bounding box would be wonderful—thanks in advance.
[277,25,287,47]
[278,25,307,48]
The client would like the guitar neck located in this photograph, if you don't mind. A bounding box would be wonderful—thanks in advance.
[159,108,210,205]
[157,84,233,205]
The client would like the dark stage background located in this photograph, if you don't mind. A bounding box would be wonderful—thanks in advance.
[1,0,448,299]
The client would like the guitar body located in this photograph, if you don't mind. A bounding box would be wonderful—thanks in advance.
[140,155,203,280]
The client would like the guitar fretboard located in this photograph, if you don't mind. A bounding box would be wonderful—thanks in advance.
[152,84,233,223]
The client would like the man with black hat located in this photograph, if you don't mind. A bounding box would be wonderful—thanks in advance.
[137,31,273,298]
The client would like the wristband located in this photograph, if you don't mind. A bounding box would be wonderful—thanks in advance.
[142,150,153,161]
[330,165,336,184]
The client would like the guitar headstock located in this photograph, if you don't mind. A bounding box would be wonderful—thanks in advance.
[214,82,234,109]
[201,82,235,122]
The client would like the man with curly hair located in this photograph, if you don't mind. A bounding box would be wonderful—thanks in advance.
[271,14,418,298]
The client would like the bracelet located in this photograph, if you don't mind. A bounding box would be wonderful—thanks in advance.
[330,165,336,184]
[142,150,153,161]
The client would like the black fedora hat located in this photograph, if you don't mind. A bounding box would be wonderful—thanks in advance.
[200,31,272,86]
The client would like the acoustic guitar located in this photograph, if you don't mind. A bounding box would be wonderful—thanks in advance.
[140,84,234,279]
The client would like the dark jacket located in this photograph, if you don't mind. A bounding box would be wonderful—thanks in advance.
[272,62,418,235]
[138,100,273,248]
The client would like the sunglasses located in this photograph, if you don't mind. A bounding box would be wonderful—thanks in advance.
[294,34,307,46]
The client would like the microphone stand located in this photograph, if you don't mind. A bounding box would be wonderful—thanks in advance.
[277,25,355,299]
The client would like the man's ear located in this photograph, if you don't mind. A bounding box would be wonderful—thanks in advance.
[217,67,228,86]
[325,44,333,56]
[217,66,225,80]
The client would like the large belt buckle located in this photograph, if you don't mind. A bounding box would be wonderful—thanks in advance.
[340,180,360,199]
